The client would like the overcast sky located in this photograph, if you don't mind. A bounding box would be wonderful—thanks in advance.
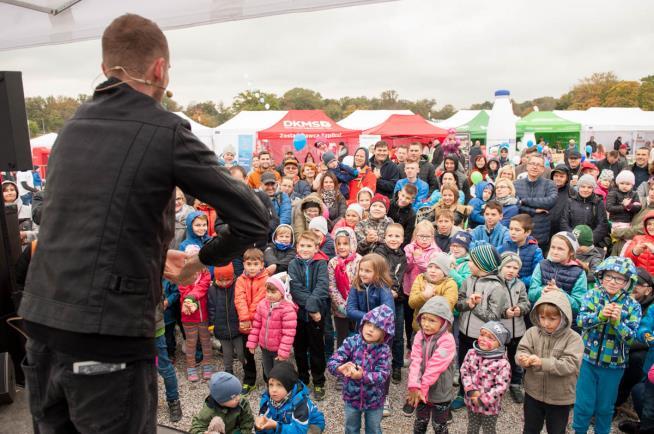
[0,0,652,112]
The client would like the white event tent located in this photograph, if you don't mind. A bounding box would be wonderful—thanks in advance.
[214,110,287,157]
[337,110,414,130]
[30,132,58,149]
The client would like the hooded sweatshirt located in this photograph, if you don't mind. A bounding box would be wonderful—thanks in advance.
[625,210,654,276]
[178,211,210,253]
[263,224,297,274]
[327,304,395,410]
[469,181,494,229]
[516,290,584,405]
[407,297,457,404]
[328,228,362,318]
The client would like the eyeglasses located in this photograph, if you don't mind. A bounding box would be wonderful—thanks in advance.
[603,273,628,285]
[417,235,432,239]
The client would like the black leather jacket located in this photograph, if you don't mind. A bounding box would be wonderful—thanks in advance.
[19,78,268,338]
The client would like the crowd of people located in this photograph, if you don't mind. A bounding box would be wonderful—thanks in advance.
[8,134,654,434]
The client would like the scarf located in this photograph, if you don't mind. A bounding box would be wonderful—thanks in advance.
[473,341,506,360]
[322,189,336,209]
[274,241,293,251]
[494,195,518,206]
[334,252,357,300]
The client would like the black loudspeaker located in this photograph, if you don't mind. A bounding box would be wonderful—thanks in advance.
[0,352,15,405]
[0,71,32,172]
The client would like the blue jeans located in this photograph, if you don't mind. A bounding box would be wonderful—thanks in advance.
[344,403,383,434]
[156,335,179,402]
[573,360,624,434]
[392,298,404,369]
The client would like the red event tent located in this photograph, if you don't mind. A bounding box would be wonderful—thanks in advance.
[363,114,448,147]
[257,110,361,162]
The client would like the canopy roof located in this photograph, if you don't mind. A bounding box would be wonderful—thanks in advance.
[174,112,214,133]
[363,114,448,139]
[216,110,287,133]
[436,110,486,130]
[0,0,394,51]
[516,111,581,135]
[30,132,57,149]
[258,110,360,140]
[555,107,654,131]
[337,109,413,130]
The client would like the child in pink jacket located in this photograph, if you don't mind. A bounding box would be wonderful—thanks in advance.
[246,272,298,378]
[179,267,213,382]
[460,321,512,434]
[404,296,457,433]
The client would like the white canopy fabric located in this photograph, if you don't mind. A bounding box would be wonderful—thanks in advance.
[337,109,413,130]
[213,110,287,158]
[30,132,57,149]
[0,0,395,51]
[435,110,485,129]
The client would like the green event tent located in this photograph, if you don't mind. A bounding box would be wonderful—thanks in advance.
[516,111,581,148]
[455,110,489,141]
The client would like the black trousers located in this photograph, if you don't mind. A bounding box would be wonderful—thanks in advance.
[458,334,476,396]
[294,318,326,387]
[23,338,157,434]
[241,334,258,386]
[616,349,647,407]
[523,393,571,434]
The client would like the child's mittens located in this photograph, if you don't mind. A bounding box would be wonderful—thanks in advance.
[205,416,226,434]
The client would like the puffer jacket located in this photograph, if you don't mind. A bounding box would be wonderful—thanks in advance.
[408,297,457,403]
[409,274,458,331]
[529,259,586,315]
[189,395,254,434]
[456,274,509,339]
[346,283,395,325]
[468,181,493,229]
[499,237,544,288]
[514,176,558,245]
[328,228,362,318]
[471,222,510,250]
[561,191,609,246]
[387,200,416,246]
[257,382,325,434]
[327,304,394,410]
[577,260,642,369]
[246,298,298,358]
[234,270,269,327]
[263,224,297,274]
[625,211,654,276]
[179,269,211,323]
[288,257,329,322]
[207,281,240,340]
[269,191,292,226]
[500,277,530,339]
[517,289,584,405]
[354,216,393,255]
[606,188,642,224]
[403,241,442,296]
[460,348,511,416]
[372,243,407,298]
[291,193,329,238]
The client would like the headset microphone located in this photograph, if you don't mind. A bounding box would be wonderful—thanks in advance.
[96,66,173,98]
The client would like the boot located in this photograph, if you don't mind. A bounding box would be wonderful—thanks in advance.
[168,399,182,423]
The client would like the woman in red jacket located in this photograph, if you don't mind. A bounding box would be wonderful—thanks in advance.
[348,147,376,205]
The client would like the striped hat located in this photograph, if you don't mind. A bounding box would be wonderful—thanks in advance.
[469,242,501,274]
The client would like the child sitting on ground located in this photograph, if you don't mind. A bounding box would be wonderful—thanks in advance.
[255,362,326,434]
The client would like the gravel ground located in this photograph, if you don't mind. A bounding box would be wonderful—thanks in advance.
[157,339,626,433]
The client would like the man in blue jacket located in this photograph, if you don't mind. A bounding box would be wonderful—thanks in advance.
[261,172,292,226]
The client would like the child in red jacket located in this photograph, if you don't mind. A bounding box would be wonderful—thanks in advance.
[247,272,298,378]
[625,210,654,276]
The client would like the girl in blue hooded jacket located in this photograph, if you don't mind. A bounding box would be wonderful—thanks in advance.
[346,253,395,325]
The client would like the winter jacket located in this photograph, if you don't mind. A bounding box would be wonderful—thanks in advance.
[612,201,654,256]
[247,298,298,358]
[471,222,511,250]
[561,191,609,246]
[387,200,416,246]
[450,255,472,288]
[549,173,573,237]
[322,194,347,229]
[456,274,509,339]
[267,192,291,226]
[369,156,400,198]
[403,241,442,296]
[499,199,520,228]
[178,211,211,253]
[292,193,329,238]
[625,211,654,276]
[606,188,642,224]
[234,270,270,328]
[468,181,493,229]
[288,257,329,321]
[327,163,357,199]
[499,237,544,288]
[576,247,605,284]
[372,243,407,298]
[500,277,530,338]
[328,230,362,318]
[408,297,457,404]
[264,224,296,274]
[162,280,180,326]
[293,179,312,200]
[637,305,654,375]
[596,158,626,180]
[399,158,439,194]
[328,305,394,410]
[460,348,511,416]
[394,178,430,211]
[516,290,584,406]
[529,260,586,315]
[354,216,393,255]
[594,183,609,204]
[346,283,395,325]
[633,163,650,190]
[179,270,211,323]
[409,274,457,330]
[514,176,558,245]
[189,395,254,434]
[207,281,241,340]
[256,382,325,434]
[347,165,376,205]
[577,284,641,369]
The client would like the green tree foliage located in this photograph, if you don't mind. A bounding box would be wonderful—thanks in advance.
[281,88,323,110]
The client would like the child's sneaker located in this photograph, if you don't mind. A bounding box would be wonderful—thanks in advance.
[392,367,402,384]
[450,395,465,411]
[241,384,256,396]
[313,386,326,401]
[510,384,524,403]
[187,367,199,382]
[383,398,391,417]
[202,364,214,380]
[401,401,415,417]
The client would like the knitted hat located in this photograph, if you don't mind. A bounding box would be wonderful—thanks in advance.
[499,251,522,270]
[577,174,597,188]
[481,321,512,345]
[308,216,328,235]
[370,193,390,210]
[428,252,452,276]
[572,225,593,247]
[469,242,501,274]
[266,272,292,302]
[223,144,236,156]
[209,372,242,404]
[637,267,654,288]
[450,231,472,251]
[553,231,579,252]
[346,203,364,219]
[616,170,636,186]
[357,187,374,201]
[268,361,299,393]
[322,151,337,165]
[213,263,235,282]
[599,169,614,182]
